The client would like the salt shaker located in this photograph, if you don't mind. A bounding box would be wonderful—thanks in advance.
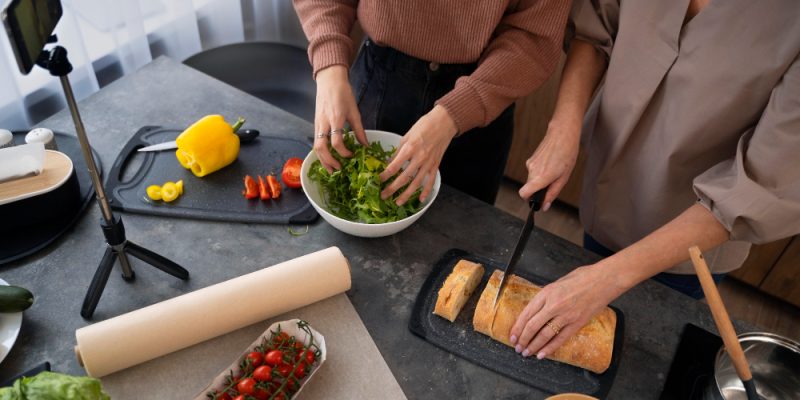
[25,127,58,151]
[0,129,13,149]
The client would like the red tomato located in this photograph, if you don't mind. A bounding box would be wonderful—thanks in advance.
[253,365,273,382]
[237,377,257,395]
[265,349,283,366]
[293,341,304,351]
[276,362,292,378]
[233,396,245,400]
[304,350,316,364]
[281,157,303,188]
[247,351,263,367]
[294,362,307,379]
[253,387,271,400]
[273,393,286,400]
[272,332,290,345]
[215,392,232,400]
[284,378,298,391]
[266,175,281,199]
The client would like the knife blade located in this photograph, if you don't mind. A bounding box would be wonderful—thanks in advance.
[137,129,260,152]
[491,188,547,311]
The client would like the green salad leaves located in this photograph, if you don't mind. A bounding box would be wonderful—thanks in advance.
[0,372,110,400]
[307,133,422,224]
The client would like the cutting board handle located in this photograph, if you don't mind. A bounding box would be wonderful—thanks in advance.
[105,126,166,209]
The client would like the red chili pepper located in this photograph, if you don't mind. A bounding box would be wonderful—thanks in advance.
[242,175,259,199]
[258,175,271,201]
[266,175,281,199]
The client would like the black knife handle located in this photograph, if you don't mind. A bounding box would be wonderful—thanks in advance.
[529,188,547,212]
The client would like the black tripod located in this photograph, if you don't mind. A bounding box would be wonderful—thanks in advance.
[36,43,189,320]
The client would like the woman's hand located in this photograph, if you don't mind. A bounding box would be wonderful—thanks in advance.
[379,105,458,205]
[313,65,368,172]
[518,120,581,211]
[508,264,618,359]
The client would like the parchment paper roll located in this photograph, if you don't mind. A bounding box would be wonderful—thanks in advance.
[75,247,351,377]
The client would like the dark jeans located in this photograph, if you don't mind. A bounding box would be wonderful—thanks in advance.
[349,38,515,204]
[583,233,725,300]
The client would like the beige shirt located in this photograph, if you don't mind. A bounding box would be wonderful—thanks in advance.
[572,0,800,273]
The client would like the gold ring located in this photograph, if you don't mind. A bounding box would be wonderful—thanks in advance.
[546,320,561,335]
[330,128,345,135]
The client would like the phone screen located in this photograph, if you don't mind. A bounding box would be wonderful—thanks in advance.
[2,0,62,74]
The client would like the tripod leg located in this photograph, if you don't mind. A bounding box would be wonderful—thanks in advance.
[81,246,116,319]
[111,243,136,282]
[124,241,189,280]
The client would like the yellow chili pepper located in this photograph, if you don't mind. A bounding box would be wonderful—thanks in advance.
[175,115,244,177]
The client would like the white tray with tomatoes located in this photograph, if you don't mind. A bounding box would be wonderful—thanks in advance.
[197,319,326,400]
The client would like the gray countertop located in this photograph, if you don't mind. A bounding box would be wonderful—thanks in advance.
[0,57,747,399]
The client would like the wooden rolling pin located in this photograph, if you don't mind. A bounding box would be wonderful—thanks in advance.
[689,246,760,400]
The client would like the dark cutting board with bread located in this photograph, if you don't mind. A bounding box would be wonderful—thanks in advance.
[105,126,318,224]
[410,249,625,398]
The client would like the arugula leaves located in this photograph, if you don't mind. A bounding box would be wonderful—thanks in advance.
[307,133,422,224]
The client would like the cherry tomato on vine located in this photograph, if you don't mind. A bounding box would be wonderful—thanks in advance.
[303,350,316,364]
[253,387,271,400]
[265,349,283,366]
[253,365,273,382]
[294,362,307,379]
[237,377,257,395]
[247,351,263,367]
[276,363,292,378]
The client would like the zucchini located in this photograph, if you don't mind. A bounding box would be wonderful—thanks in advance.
[0,285,34,313]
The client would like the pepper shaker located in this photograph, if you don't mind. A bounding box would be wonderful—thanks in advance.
[0,129,13,149]
[25,128,58,151]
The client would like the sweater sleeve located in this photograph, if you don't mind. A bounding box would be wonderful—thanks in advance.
[434,0,571,133]
[693,54,800,244]
[292,0,357,78]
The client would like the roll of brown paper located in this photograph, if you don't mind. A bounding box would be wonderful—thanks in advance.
[75,247,351,377]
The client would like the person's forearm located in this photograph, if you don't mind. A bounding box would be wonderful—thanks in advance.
[598,203,731,297]
[549,40,607,131]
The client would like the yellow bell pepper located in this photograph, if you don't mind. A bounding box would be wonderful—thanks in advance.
[175,115,244,177]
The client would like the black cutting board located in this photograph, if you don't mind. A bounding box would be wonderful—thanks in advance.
[410,249,625,398]
[0,132,99,265]
[105,126,318,224]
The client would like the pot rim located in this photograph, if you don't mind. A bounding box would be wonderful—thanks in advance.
[713,331,800,397]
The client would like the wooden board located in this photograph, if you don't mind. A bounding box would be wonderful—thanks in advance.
[0,150,72,204]
[100,293,407,400]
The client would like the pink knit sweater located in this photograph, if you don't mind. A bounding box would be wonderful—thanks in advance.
[293,0,570,133]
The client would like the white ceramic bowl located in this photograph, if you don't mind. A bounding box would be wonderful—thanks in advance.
[300,130,441,238]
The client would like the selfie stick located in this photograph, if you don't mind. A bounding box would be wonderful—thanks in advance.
[35,42,189,319]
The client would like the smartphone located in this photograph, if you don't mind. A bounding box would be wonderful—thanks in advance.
[2,0,62,75]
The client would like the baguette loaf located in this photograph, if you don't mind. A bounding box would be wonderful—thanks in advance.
[473,270,616,374]
[433,260,484,322]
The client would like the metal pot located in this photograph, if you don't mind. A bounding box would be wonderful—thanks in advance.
[705,332,800,400]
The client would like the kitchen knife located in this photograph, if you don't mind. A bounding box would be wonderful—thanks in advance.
[491,188,547,310]
[137,129,260,152]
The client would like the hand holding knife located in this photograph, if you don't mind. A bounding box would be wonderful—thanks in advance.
[491,188,547,311]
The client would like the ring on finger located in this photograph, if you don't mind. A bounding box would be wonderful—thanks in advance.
[330,128,345,135]
[545,320,561,335]
[316,131,330,139]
